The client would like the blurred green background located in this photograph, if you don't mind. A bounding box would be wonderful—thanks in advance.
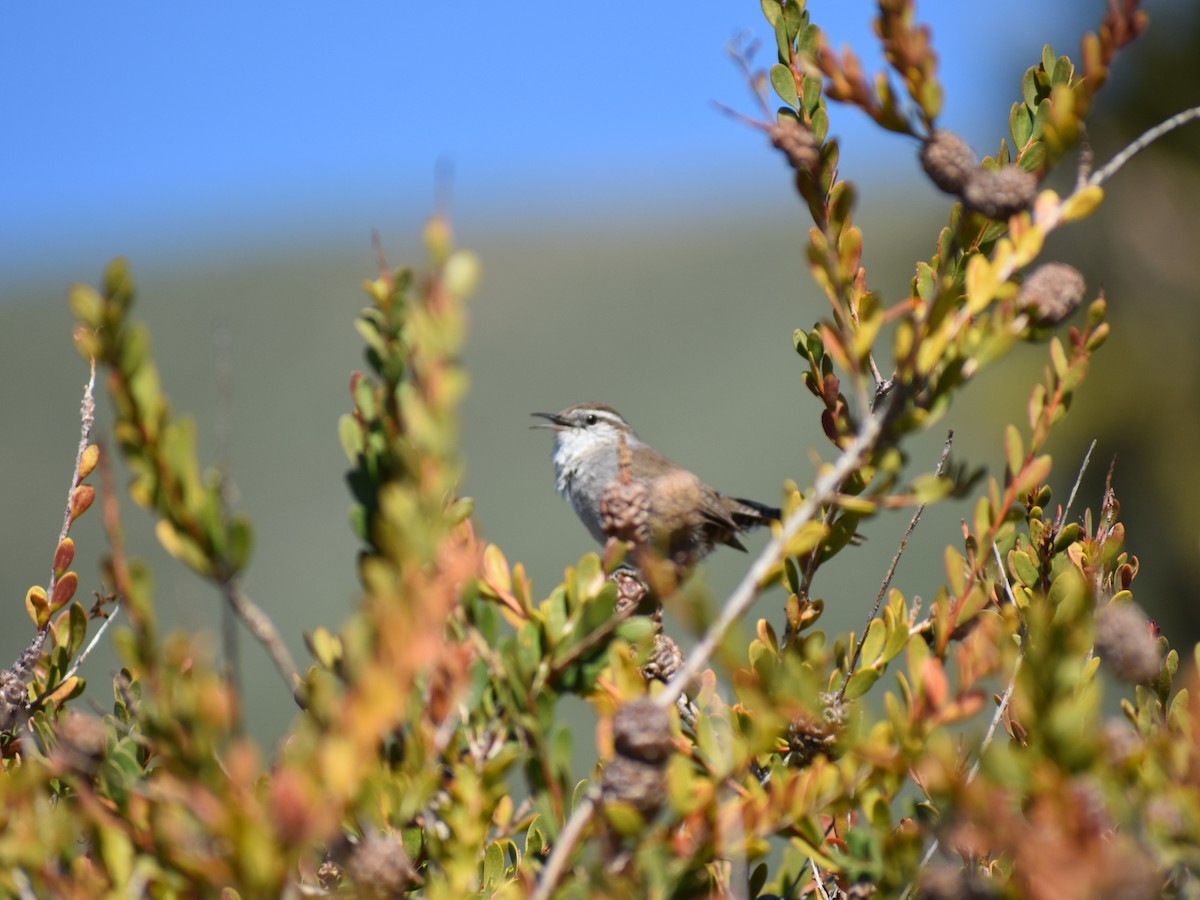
[2,2,1197,744]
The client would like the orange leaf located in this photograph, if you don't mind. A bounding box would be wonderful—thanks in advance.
[51,572,78,612]
[77,444,100,483]
[921,657,948,711]
[70,484,96,521]
[53,538,75,577]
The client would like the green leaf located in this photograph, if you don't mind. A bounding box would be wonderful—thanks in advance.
[602,801,646,838]
[401,827,424,862]
[614,616,657,645]
[570,779,590,814]
[226,516,254,574]
[118,322,150,378]
[1008,548,1039,587]
[944,546,966,597]
[802,72,822,114]
[338,414,364,461]
[67,602,88,657]
[514,621,543,682]
[910,472,951,505]
[915,261,936,302]
[1052,522,1082,553]
[749,863,769,899]
[1169,688,1190,731]
[1041,45,1056,78]
[774,17,791,63]
[1004,424,1025,478]
[1049,338,1069,380]
[1013,454,1052,499]
[525,816,545,859]
[1021,68,1038,109]
[859,619,887,667]
[1010,102,1032,147]
[354,316,386,357]
[770,63,799,109]
[780,0,806,42]
[482,841,505,889]
[68,284,103,327]
[843,666,881,701]
[883,612,911,662]
[1051,55,1072,86]
[579,585,616,637]
[956,585,989,623]
[1018,140,1046,173]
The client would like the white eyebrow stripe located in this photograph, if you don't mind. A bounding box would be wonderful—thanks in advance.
[588,411,626,426]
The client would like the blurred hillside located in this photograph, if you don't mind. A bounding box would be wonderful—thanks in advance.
[1,2,1197,744]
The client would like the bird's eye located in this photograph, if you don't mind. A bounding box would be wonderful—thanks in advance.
[584,414,598,426]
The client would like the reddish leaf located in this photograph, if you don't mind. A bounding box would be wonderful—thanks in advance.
[51,572,78,612]
[53,538,75,577]
[69,484,96,521]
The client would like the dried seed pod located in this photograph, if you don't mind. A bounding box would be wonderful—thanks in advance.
[1018,262,1086,325]
[643,633,684,683]
[770,117,820,171]
[786,713,838,767]
[612,567,649,617]
[612,698,673,763]
[1094,603,1162,684]
[0,642,41,733]
[317,859,345,891]
[786,692,846,767]
[348,833,414,899]
[920,130,977,194]
[962,166,1037,219]
[600,754,666,815]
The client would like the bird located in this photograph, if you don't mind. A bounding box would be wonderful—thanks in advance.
[532,403,780,566]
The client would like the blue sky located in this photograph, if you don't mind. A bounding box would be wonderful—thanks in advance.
[3,2,1097,275]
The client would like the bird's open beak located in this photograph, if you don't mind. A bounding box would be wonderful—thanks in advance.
[531,411,568,430]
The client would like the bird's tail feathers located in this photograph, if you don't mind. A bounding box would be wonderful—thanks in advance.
[730,497,782,527]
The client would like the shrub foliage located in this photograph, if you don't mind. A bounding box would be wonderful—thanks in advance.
[4,2,1196,898]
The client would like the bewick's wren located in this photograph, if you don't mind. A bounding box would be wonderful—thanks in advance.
[532,403,780,566]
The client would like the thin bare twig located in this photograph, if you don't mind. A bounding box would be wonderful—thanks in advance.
[220,582,301,703]
[1074,126,1094,192]
[726,32,773,119]
[1088,104,1200,188]
[990,542,1016,608]
[1057,438,1096,529]
[12,362,100,707]
[57,360,97,551]
[969,657,1022,784]
[43,360,97,628]
[11,870,36,900]
[811,859,834,900]
[837,431,953,703]
[531,792,599,900]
